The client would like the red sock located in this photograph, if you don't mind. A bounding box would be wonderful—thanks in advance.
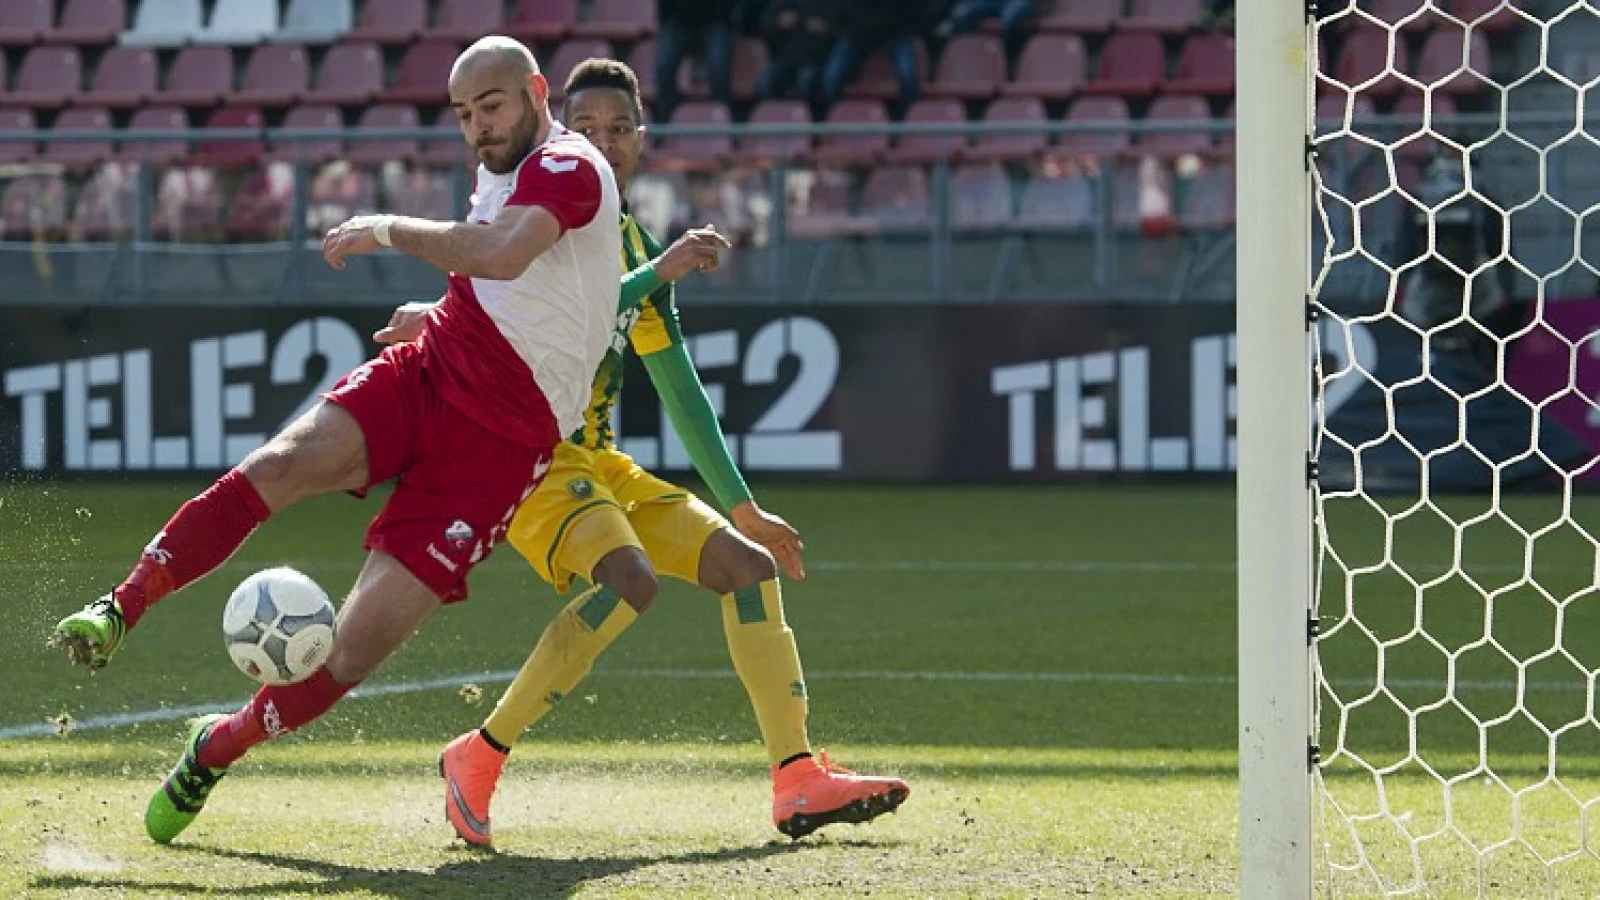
[114,469,271,628]
[197,668,354,769]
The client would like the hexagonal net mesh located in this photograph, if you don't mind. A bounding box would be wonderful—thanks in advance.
[1310,0,1600,895]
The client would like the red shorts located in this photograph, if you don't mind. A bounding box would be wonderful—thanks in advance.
[324,342,552,602]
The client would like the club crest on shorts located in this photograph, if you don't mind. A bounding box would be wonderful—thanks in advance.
[444,519,475,550]
[567,478,594,500]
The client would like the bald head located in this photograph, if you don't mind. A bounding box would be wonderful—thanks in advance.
[449,35,551,174]
[451,35,539,86]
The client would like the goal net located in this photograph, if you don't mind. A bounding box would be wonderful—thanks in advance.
[1311,0,1600,895]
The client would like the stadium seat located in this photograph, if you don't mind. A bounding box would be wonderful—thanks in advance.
[274,103,345,165]
[304,42,383,105]
[927,34,1005,99]
[154,166,224,240]
[737,99,813,168]
[121,0,201,46]
[234,44,309,106]
[884,97,968,164]
[1180,161,1236,231]
[1003,33,1087,100]
[157,46,235,107]
[1015,167,1095,231]
[659,101,731,171]
[0,108,39,165]
[1335,28,1408,97]
[627,38,657,104]
[1453,0,1526,33]
[54,0,126,45]
[81,46,157,108]
[1418,26,1491,94]
[1082,31,1164,98]
[950,163,1012,232]
[858,165,930,233]
[1058,94,1130,161]
[430,0,503,43]
[123,105,189,165]
[544,39,615,103]
[1,174,67,238]
[9,47,82,108]
[964,97,1049,163]
[382,40,461,105]
[507,0,577,43]
[1037,0,1120,34]
[70,161,138,240]
[421,107,468,168]
[276,0,352,43]
[1361,0,1434,32]
[307,162,376,232]
[346,103,421,166]
[190,105,266,168]
[1167,33,1234,98]
[1121,0,1202,34]
[43,106,112,168]
[347,0,424,44]
[812,99,890,166]
[570,0,654,41]
[1136,94,1214,159]
[390,167,457,220]
[787,170,858,239]
[843,41,927,102]
[0,0,52,45]
[1392,91,1456,159]
[225,165,295,240]
[199,0,279,45]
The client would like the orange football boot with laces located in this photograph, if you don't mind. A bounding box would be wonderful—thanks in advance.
[772,750,910,839]
[439,730,506,847]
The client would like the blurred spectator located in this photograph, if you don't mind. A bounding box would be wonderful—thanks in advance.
[823,6,924,110]
[657,0,738,122]
[757,0,840,102]
[933,0,1035,49]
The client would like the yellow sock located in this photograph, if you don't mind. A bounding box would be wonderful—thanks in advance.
[482,584,637,750]
[722,579,811,765]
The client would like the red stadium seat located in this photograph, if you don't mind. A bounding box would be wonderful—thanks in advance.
[812,99,890,166]
[843,41,927,102]
[964,97,1049,163]
[191,105,266,168]
[1392,91,1457,159]
[157,46,234,107]
[154,166,224,240]
[1016,167,1096,231]
[788,170,858,239]
[382,40,461,105]
[928,35,1005,99]
[275,104,345,165]
[1003,33,1087,100]
[1082,31,1164,98]
[858,165,930,232]
[422,106,470,168]
[1335,28,1408,97]
[391,167,458,220]
[124,105,189,166]
[1453,0,1527,33]
[884,97,968,164]
[0,108,39,165]
[0,0,52,45]
[950,163,1012,232]
[222,164,293,241]
[1122,0,1202,34]
[659,100,731,171]
[53,0,125,44]
[627,38,658,104]
[1,174,67,238]
[430,0,504,42]
[507,0,577,43]
[544,39,615,103]
[346,103,421,166]
[70,161,138,241]
[9,46,82,108]
[1180,161,1236,231]
[43,106,112,168]
[1137,94,1214,159]
[348,0,424,44]
[738,99,812,168]
[1058,94,1130,161]
[1168,33,1234,98]
[81,46,157,108]
[1418,26,1491,95]
[1037,0,1120,34]
[570,0,654,41]
[304,42,383,105]
[234,44,309,106]
[1360,0,1435,32]
[306,164,376,232]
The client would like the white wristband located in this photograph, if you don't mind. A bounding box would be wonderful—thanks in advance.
[373,215,395,248]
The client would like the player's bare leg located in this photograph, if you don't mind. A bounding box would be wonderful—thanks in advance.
[699,528,911,839]
[52,401,370,671]
[443,541,654,846]
[147,550,441,843]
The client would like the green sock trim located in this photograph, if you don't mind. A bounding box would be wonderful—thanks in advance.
[732,585,767,624]
[576,586,623,630]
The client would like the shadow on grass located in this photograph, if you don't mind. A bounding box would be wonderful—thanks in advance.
[31,839,882,898]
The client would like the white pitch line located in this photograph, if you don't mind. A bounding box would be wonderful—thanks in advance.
[0,667,1583,741]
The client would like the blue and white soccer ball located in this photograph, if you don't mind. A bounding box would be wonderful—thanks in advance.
[222,567,336,685]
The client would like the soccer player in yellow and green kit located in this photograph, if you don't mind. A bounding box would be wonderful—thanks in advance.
[383,58,909,847]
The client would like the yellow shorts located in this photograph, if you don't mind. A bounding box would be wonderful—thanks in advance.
[506,441,727,593]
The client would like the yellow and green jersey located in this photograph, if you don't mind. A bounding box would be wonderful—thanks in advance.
[569,212,684,449]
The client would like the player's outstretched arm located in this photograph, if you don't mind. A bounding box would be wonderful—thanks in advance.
[322,206,564,281]
[618,225,731,314]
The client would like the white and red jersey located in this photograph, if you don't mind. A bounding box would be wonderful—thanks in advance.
[420,125,622,449]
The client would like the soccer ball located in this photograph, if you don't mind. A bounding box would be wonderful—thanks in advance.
[222,567,336,685]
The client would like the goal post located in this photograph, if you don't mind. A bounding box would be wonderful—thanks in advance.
[1236,0,1315,898]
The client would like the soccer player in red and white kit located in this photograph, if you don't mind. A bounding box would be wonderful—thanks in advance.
[50,36,630,844]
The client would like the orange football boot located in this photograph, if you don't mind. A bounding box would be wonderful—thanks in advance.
[772,750,910,839]
[439,730,506,847]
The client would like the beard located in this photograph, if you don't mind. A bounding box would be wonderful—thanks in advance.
[478,91,541,174]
